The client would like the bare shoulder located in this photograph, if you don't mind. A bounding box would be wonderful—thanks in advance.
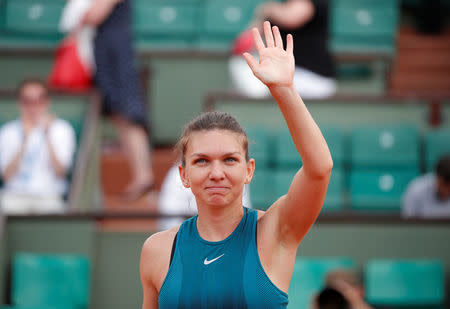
[255,209,265,220]
[142,226,179,255]
[140,226,180,291]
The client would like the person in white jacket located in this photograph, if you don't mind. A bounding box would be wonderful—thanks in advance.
[0,78,76,214]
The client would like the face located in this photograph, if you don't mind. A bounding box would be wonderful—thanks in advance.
[436,177,450,200]
[19,83,50,124]
[179,129,254,208]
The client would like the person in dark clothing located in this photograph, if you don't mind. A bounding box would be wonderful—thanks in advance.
[82,0,154,200]
[311,270,373,309]
[317,287,350,309]
[229,0,336,99]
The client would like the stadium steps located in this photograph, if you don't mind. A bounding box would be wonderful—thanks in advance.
[389,27,450,95]
[97,145,178,231]
[100,144,176,209]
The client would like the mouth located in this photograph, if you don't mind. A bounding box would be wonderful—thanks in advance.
[205,186,230,193]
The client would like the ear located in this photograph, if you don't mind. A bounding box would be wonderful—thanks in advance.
[244,158,255,184]
[178,164,190,188]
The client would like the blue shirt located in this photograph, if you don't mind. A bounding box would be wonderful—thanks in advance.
[159,207,289,308]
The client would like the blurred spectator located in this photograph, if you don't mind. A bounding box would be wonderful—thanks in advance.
[82,0,154,200]
[0,78,76,214]
[229,0,336,99]
[311,269,373,309]
[402,154,450,218]
[159,162,252,229]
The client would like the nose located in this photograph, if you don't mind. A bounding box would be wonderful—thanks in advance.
[209,161,225,181]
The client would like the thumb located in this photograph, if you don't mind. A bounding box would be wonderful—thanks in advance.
[243,52,258,75]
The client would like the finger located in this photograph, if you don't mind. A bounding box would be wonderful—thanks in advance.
[243,52,258,74]
[263,21,274,48]
[252,27,265,52]
[286,33,293,54]
[272,26,283,49]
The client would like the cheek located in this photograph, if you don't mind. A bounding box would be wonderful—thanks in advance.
[185,166,208,184]
[229,165,249,185]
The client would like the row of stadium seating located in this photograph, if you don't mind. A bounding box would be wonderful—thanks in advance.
[0,0,399,52]
[290,258,445,309]
[248,125,450,171]
[248,125,450,210]
[1,254,444,309]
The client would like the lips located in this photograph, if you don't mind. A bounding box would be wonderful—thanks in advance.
[205,186,230,193]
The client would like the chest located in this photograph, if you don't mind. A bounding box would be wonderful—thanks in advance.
[158,218,288,309]
[161,241,252,309]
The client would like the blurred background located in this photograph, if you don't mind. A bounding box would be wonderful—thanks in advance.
[0,0,449,308]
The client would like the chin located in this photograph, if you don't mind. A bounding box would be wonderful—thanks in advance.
[207,198,229,207]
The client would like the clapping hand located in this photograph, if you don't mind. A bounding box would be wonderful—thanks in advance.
[243,21,295,89]
[41,114,55,135]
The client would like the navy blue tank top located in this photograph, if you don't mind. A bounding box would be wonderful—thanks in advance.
[158,208,289,308]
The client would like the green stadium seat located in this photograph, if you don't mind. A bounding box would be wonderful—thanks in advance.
[350,170,419,211]
[274,126,344,169]
[0,0,63,47]
[365,259,444,306]
[322,126,346,168]
[249,168,274,210]
[274,129,302,169]
[350,124,420,171]
[425,128,450,172]
[273,168,297,198]
[246,126,271,168]
[12,253,91,308]
[197,0,255,50]
[330,0,399,54]
[133,0,201,49]
[336,63,372,79]
[4,0,63,34]
[68,117,83,147]
[323,168,344,211]
[288,258,355,309]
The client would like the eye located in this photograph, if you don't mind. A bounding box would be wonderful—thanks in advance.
[194,158,208,165]
[224,157,237,163]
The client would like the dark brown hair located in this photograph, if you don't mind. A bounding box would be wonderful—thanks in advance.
[177,111,249,167]
[436,154,450,182]
[16,77,49,98]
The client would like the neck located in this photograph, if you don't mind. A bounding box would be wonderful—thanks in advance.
[22,115,42,127]
[196,200,244,242]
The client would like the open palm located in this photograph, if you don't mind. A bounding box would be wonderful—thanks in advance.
[243,21,295,87]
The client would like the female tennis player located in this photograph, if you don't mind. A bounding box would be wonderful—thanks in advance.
[140,21,333,308]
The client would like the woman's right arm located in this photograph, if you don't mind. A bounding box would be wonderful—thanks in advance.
[140,236,159,309]
[140,229,178,309]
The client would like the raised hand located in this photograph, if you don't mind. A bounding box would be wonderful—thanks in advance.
[243,21,295,88]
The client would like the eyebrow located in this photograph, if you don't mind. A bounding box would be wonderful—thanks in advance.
[190,152,241,158]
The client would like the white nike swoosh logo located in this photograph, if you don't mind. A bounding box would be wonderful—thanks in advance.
[203,254,225,265]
